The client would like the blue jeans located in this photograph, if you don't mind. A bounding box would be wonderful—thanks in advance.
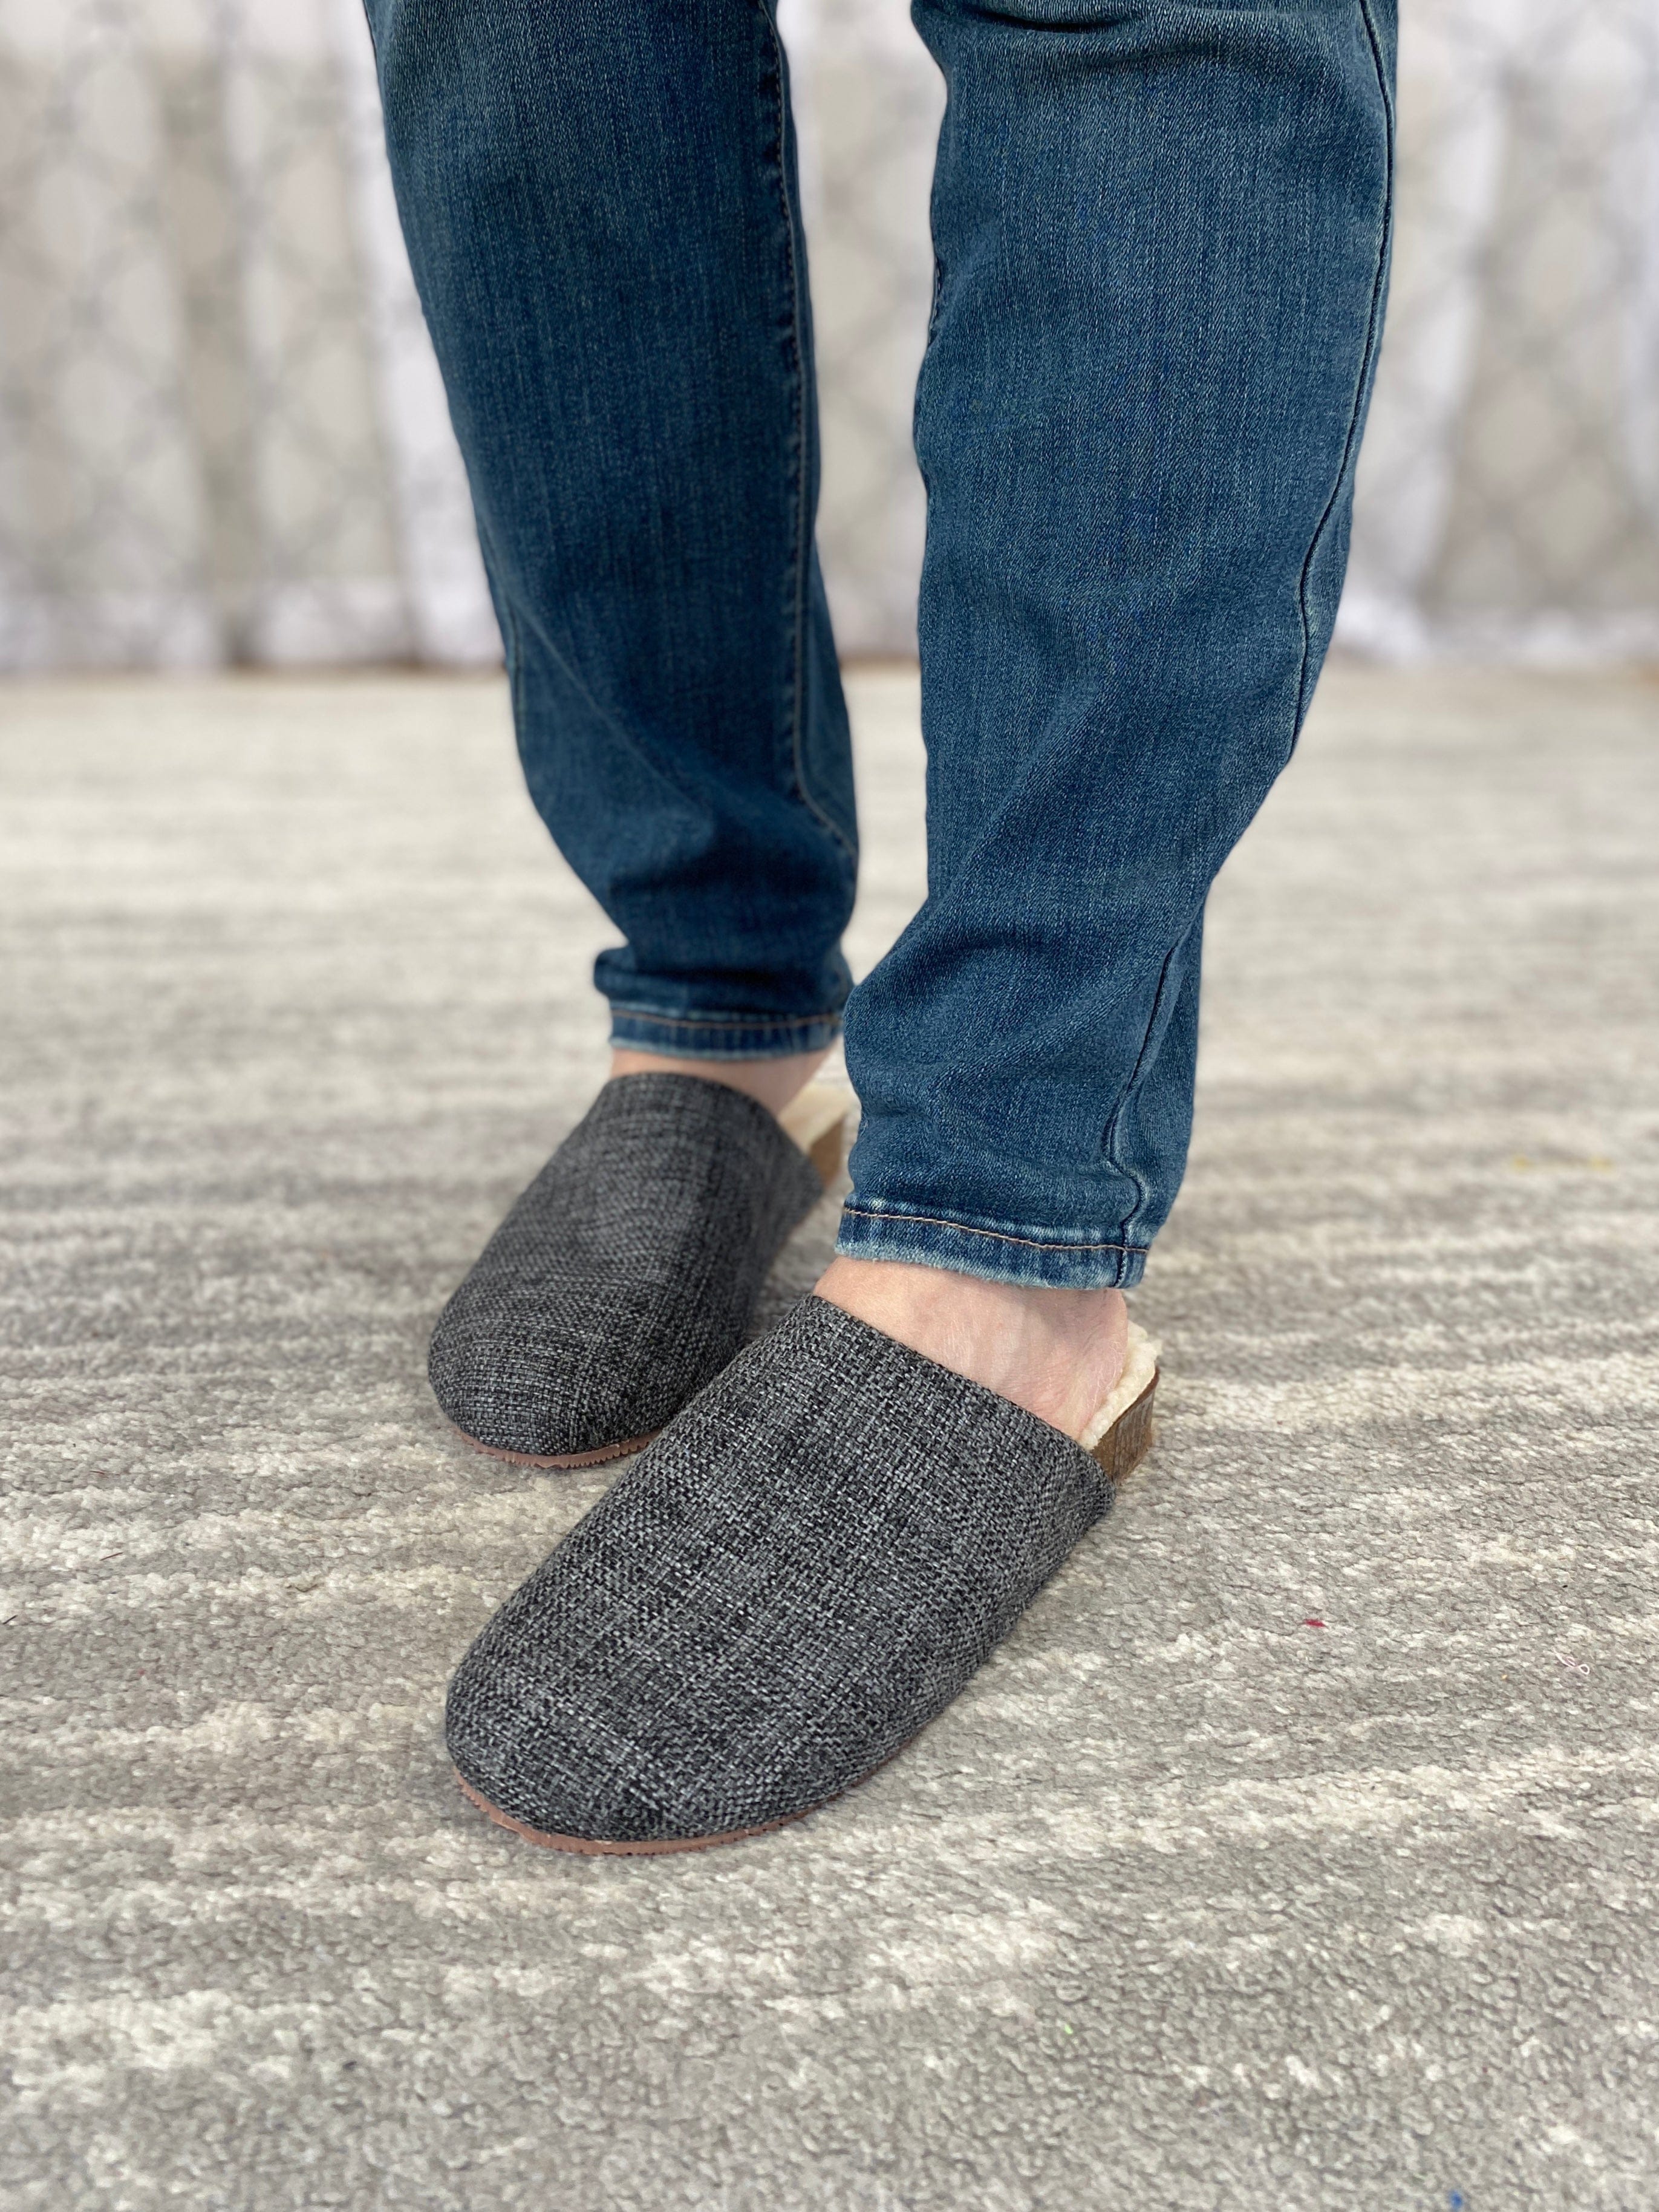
[367,0,1395,1289]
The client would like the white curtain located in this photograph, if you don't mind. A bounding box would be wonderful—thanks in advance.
[1341,0,1659,660]
[1,0,1656,670]
[0,0,495,669]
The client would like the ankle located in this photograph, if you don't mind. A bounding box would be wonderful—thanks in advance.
[608,1045,830,1121]
[814,1255,1127,1443]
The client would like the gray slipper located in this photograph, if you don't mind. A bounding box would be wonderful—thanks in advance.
[444,1296,1159,1853]
[429,1074,847,1468]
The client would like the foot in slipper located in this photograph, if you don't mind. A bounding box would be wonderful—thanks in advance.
[445,1293,1158,1852]
[428,1072,850,1467]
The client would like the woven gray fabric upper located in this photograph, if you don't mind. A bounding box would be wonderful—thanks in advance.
[428,1074,824,1457]
[446,1296,1115,1843]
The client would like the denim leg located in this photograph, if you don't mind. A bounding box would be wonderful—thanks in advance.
[838,0,1396,1287]
[365,0,858,1061]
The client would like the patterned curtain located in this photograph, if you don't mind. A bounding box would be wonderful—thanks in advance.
[1,0,1655,668]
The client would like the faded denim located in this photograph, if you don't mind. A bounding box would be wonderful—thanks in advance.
[366,0,1395,1288]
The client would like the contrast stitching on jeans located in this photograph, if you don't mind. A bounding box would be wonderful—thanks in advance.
[1291,0,1396,736]
[761,4,856,873]
[840,1206,1140,1257]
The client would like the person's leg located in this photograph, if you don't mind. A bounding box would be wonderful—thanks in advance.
[441,0,1400,1853]
[822,0,1395,1425]
[364,0,856,1091]
[367,0,859,1464]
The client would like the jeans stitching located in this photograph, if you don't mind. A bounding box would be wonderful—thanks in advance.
[761,2,856,872]
[495,560,526,753]
[612,1008,842,1031]
[1092,14,1392,1255]
[841,1205,1141,1257]
[1096,934,1183,1250]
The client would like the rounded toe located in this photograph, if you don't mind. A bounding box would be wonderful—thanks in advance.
[427,1286,652,1460]
[439,1297,1110,1855]
[443,1633,703,1849]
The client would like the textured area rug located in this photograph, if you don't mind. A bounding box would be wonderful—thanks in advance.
[3,667,1656,2211]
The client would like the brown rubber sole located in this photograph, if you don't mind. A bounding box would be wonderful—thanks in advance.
[454,1367,1158,1856]
[454,1770,824,1855]
[451,1423,659,1471]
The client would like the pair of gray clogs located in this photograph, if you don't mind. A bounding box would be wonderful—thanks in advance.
[431,1072,1157,1855]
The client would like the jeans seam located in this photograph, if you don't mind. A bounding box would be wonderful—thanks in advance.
[1085,11,1392,1258]
[495,563,526,743]
[841,1205,1142,1258]
[1291,0,1395,736]
[760,2,856,874]
[1098,937,1182,1250]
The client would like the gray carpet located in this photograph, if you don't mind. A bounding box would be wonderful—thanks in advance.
[3,665,1656,2211]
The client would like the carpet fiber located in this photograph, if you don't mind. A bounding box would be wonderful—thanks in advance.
[3,667,1656,2210]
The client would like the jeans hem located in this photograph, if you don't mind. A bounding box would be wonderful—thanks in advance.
[836,1201,1147,1290]
[610,1006,843,1060]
